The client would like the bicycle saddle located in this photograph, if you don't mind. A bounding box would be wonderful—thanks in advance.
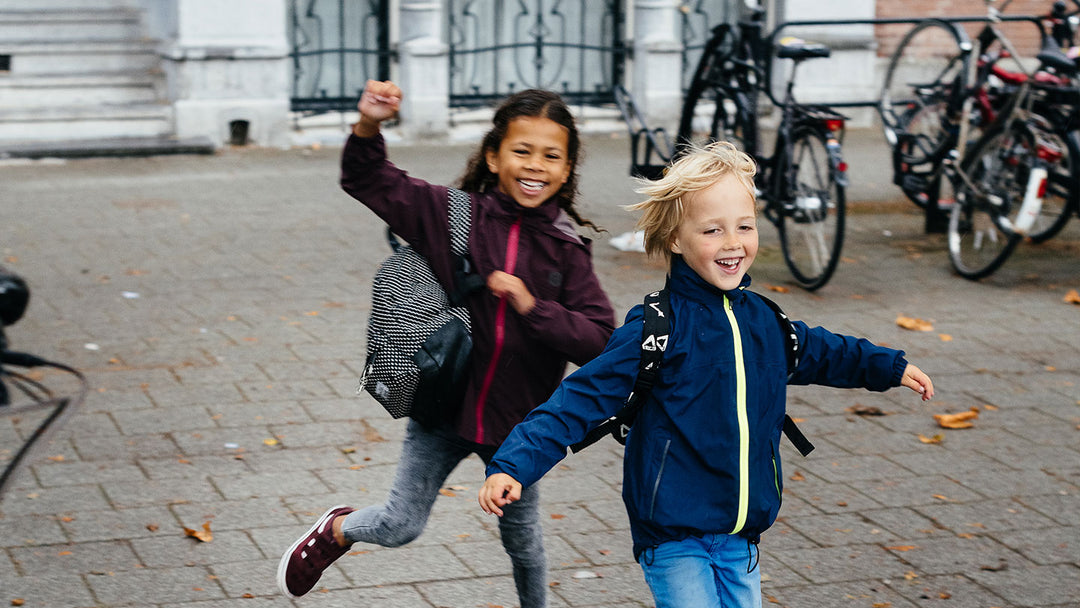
[776,36,831,60]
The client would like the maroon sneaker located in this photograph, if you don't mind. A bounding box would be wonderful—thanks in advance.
[277,505,355,597]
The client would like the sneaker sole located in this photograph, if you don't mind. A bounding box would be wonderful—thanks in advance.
[276,504,350,598]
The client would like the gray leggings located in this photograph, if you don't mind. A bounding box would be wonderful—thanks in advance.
[341,419,547,608]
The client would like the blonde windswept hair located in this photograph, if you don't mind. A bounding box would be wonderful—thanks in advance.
[627,141,757,264]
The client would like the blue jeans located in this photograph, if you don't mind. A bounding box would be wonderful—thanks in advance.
[638,533,761,608]
[341,419,547,608]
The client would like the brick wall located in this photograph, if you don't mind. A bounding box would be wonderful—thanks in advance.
[875,0,1064,58]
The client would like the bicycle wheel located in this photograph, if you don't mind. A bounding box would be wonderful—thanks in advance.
[777,127,846,290]
[880,19,970,162]
[947,125,1024,279]
[677,32,758,156]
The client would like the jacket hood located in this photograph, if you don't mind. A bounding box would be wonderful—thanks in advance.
[668,255,752,304]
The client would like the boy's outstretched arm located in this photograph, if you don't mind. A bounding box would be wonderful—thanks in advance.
[479,473,522,517]
[901,363,935,401]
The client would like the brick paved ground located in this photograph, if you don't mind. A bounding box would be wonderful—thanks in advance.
[1,127,1078,607]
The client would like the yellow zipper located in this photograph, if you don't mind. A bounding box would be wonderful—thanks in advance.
[724,295,750,534]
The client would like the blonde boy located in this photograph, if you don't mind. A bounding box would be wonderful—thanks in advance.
[480,142,934,608]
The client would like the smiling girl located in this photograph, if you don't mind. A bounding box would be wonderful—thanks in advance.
[277,81,615,608]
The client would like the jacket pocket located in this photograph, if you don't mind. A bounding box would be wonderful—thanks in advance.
[648,438,672,520]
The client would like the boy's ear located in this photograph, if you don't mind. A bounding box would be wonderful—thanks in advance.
[669,235,683,255]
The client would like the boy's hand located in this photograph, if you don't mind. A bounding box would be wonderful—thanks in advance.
[900,363,934,401]
[354,80,402,136]
[487,271,537,315]
[478,473,522,517]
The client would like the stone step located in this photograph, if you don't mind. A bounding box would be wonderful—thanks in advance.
[0,103,173,145]
[0,72,163,107]
[0,9,143,43]
[0,135,215,159]
[0,39,159,75]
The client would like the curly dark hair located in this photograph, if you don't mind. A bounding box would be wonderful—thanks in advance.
[457,89,601,232]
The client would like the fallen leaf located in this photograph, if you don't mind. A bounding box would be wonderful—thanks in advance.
[885,545,918,552]
[58,550,72,556]
[983,404,999,411]
[766,284,790,293]
[242,594,255,599]
[904,570,918,580]
[47,455,65,462]
[932,494,953,502]
[896,314,934,331]
[1064,289,1080,305]
[847,404,886,416]
[1045,366,1057,372]
[598,549,611,555]
[789,471,805,481]
[934,410,979,429]
[448,485,468,491]
[263,438,279,446]
[939,592,952,599]
[341,447,356,454]
[12,600,26,606]
[438,489,457,497]
[550,513,566,520]
[146,524,160,532]
[918,433,944,444]
[938,333,952,342]
[183,522,213,543]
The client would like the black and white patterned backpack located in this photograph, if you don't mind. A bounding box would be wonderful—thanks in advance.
[359,188,482,427]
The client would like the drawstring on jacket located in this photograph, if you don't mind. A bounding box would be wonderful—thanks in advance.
[746,537,760,573]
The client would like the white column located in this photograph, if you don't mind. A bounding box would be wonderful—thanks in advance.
[398,0,450,138]
[159,0,291,147]
[632,0,683,132]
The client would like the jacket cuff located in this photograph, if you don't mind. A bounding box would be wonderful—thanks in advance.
[891,353,909,387]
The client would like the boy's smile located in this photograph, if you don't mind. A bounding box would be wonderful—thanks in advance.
[670,174,758,292]
[485,116,572,208]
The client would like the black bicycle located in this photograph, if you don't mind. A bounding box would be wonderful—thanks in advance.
[619,6,848,291]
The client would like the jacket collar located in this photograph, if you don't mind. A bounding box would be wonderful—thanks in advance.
[668,255,752,305]
[490,190,584,246]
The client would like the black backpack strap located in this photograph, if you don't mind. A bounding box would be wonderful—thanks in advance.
[753,291,814,457]
[754,292,800,377]
[570,287,670,453]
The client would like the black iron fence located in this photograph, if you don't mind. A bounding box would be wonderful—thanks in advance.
[446,0,627,107]
[288,0,391,113]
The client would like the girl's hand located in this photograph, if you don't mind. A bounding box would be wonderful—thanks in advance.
[354,80,402,136]
[900,363,935,401]
[478,473,522,517]
[487,271,537,315]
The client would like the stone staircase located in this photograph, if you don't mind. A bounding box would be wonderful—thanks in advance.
[0,1,212,157]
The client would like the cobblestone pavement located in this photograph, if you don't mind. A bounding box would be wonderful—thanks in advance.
[1,127,1078,608]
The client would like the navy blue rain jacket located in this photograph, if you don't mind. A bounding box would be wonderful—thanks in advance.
[487,256,908,558]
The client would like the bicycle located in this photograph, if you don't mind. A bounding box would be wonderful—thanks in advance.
[877,0,1080,279]
[672,6,849,291]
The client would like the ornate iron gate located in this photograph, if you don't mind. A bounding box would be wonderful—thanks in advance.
[288,0,391,113]
[447,0,626,107]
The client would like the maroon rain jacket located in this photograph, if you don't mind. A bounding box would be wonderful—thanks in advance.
[341,133,616,447]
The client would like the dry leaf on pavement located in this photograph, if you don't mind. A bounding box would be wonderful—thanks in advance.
[1064,289,1080,305]
[933,409,979,429]
[183,522,213,543]
[896,314,933,331]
